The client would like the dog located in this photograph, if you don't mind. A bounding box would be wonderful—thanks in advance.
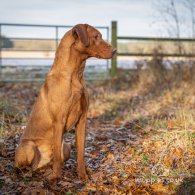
[15,24,116,180]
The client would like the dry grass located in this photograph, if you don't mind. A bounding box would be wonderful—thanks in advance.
[86,64,195,193]
[0,59,194,194]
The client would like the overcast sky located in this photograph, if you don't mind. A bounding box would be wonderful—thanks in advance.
[0,0,190,39]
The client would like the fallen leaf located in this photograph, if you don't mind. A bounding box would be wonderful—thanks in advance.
[163,155,173,168]
[58,180,74,188]
[172,147,183,158]
[167,120,177,130]
[91,171,104,182]
[101,144,108,152]
[113,117,124,126]
[150,182,175,194]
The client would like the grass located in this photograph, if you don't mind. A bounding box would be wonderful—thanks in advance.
[0,64,194,193]
[87,79,195,188]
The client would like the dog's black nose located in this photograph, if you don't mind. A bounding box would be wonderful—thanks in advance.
[112,48,117,55]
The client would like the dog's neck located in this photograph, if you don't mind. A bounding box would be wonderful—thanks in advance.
[50,34,88,81]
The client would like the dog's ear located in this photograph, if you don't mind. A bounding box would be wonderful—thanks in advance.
[72,24,89,47]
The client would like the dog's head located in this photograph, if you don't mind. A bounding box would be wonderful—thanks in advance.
[72,24,116,59]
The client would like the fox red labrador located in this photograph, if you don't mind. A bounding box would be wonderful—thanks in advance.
[15,24,116,180]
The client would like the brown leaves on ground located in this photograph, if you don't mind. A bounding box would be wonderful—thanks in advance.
[0,82,195,194]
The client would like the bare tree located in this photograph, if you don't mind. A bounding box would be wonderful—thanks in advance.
[182,0,195,55]
[182,0,195,38]
[153,0,195,80]
[167,0,180,38]
[153,0,181,38]
[154,0,195,52]
[154,0,195,38]
[153,0,183,55]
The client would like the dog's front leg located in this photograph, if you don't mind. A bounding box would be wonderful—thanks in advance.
[52,121,65,180]
[75,113,88,180]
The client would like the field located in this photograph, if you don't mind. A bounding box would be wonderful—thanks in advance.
[4,38,195,55]
[0,62,195,194]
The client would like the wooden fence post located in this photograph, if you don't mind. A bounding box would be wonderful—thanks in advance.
[111,21,117,78]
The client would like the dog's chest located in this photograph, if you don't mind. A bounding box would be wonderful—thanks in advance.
[66,92,82,131]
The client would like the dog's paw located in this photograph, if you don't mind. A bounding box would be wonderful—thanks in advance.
[47,174,61,184]
[48,170,61,181]
[78,169,88,181]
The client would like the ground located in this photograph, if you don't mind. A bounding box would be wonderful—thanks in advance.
[0,79,194,194]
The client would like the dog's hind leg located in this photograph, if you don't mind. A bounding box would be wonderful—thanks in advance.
[15,141,40,169]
